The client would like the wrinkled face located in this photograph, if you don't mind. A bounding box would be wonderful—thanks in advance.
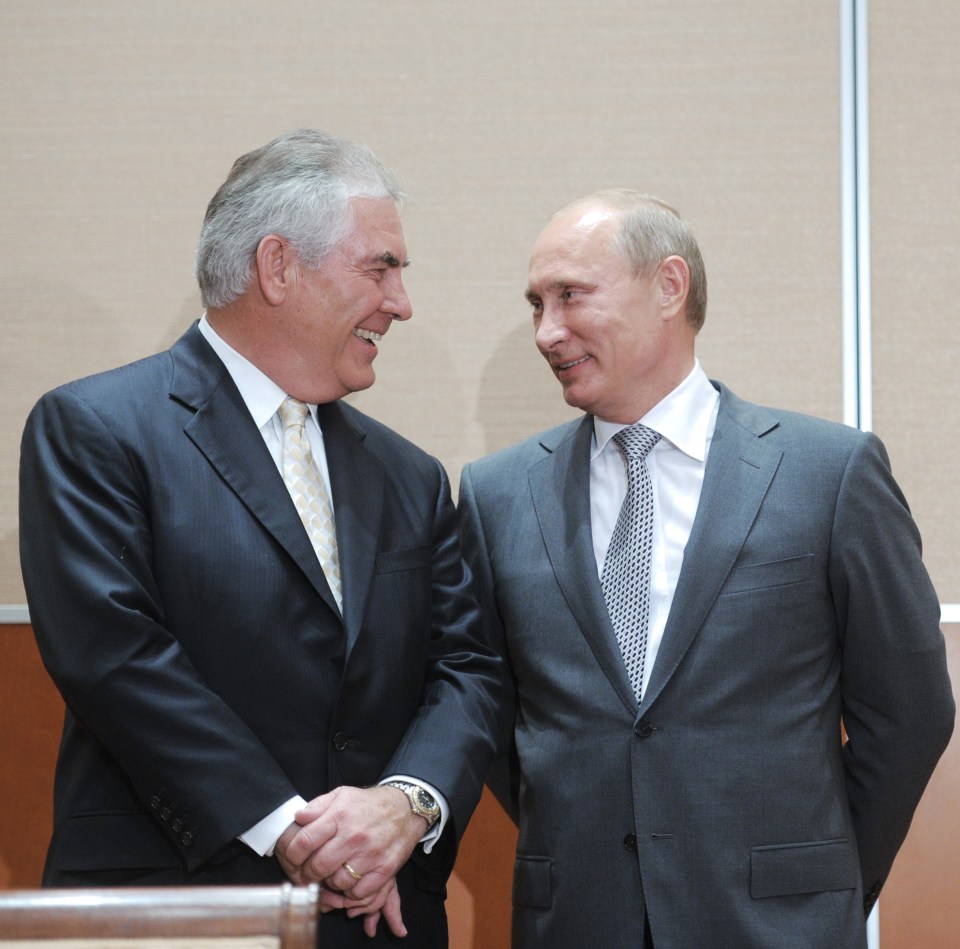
[283,197,412,403]
[526,206,673,424]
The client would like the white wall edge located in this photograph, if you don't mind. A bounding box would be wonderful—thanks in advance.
[0,605,30,624]
[941,604,960,625]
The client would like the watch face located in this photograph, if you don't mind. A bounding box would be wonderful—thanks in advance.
[415,788,435,808]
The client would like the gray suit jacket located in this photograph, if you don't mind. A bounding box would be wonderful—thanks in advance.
[20,324,506,946]
[458,382,954,949]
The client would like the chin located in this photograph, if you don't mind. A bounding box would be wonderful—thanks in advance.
[561,385,591,413]
[344,371,376,395]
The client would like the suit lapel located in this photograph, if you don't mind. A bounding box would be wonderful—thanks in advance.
[530,415,638,714]
[169,325,340,614]
[317,401,384,655]
[642,385,782,711]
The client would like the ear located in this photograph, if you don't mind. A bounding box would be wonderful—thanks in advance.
[255,234,296,306]
[657,255,690,319]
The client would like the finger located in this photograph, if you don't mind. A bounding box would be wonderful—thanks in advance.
[295,787,340,824]
[363,911,381,938]
[380,884,407,939]
[343,879,392,919]
[316,889,349,914]
[327,867,393,902]
[283,814,340,867]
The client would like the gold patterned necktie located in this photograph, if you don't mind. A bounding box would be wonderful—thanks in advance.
[601,423,661,702]
[278,397,343,611]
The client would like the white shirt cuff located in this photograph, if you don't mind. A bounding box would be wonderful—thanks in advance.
[238,795,307,857]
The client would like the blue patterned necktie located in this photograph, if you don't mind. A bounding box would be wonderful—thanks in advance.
[601,424,661,702]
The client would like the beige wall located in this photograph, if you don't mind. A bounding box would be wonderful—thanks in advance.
[869,0,960,603]
[0,1,844,602]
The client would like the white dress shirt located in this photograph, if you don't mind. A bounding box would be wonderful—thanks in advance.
[197,316,447,856]
[591,361,719,701]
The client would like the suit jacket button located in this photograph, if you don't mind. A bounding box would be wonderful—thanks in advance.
[149,796,161,811]
[172,819,183,832]
[333,733,349,751]
[160,807,172,822]
[623,834,638,852]
[181,831,194,847]
[634,719,653,739]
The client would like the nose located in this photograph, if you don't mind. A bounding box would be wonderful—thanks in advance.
[383,271,413,321]
[534,302,568,353]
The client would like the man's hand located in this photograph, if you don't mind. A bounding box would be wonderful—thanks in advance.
[311,875,404,939]
[275,785,429,938]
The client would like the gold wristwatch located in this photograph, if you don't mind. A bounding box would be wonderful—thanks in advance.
[383,780,441,829]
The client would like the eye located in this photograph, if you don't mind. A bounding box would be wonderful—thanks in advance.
[561,289,578,303]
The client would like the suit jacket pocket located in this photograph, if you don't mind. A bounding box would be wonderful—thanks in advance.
[53,812,183,871]
[376,544,431,574]
[513,854,552,908]
[750,837,859,899]
[722,553,814,596]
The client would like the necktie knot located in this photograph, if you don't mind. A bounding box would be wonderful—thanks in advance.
[613,424,660,462]
[279,396,310,431]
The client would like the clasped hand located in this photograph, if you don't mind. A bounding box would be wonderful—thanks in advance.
[275,785,427,939]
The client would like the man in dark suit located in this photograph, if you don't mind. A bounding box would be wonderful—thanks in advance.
[19,129,506,946]
[456,190,955,947]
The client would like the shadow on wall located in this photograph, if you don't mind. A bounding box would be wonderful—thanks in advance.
[475,320,580,456]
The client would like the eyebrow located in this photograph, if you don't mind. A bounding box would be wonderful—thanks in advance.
[375,252,411,268]
[524,279,576,302]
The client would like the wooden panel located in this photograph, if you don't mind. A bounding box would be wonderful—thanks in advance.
[0,884,318,947]
[448,789,516,949]
[0,627,62,888]
[880,626,960,945]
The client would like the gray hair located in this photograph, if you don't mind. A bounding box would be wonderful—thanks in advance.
[196,129,404,309]
[558,189,708,332]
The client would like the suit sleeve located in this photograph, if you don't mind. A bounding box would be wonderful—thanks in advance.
[830,431,954,911]
[384,459,511,842]
[19,388,297,870]
[455,464,519,824]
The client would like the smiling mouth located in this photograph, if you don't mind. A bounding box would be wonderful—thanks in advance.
[556,355,590,371]
[354,328,382,343]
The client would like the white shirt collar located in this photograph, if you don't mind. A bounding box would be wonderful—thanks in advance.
[197,314,308,429]
[592,360,718,462]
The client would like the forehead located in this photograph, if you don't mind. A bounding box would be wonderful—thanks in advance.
[528,206,625,286]
[345,197,408,260]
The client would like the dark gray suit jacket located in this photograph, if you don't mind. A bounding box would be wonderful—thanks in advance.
[458,382,954,949]
[20,323,506,946]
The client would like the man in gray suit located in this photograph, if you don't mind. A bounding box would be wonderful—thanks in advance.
[20,130,506,946]
[457,190,954,948]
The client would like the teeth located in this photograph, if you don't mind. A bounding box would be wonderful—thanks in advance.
[354,328,382,342]
[558,355,589,370]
